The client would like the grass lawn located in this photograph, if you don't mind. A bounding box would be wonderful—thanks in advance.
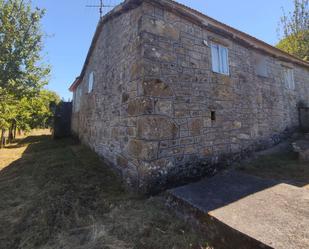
[237,151,309,188]
[0,132,209,249]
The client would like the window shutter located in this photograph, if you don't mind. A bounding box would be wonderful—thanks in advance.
[211,44,220,73]
[283,68,288,88]
[211,43,229,75]
[220,46,229,75]
[283,67,295,90]
[88,72,94,93]
[255,54,268,77]
[289,69,295,90]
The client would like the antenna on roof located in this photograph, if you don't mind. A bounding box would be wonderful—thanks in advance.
[86,0,115,19]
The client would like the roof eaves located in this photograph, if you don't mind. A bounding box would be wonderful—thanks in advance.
[154,0,309,68]
[79,0,142,80]
[71,0,309,92]
[69,77,81,92]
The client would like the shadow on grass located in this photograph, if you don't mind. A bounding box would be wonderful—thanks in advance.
[5,135,307,249]
[0,135,123,249]
[0,135,208,249]
[3,135,52,149]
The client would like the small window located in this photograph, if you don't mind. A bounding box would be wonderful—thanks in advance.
[211,111,216,121]
[88,71,94,93]
[283,67,295,90]
[255,54,268,77]
[211,43,229,75]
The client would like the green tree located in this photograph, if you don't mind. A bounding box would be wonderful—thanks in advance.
[276,0,309,61]
[0,0,50,98]
[0,0,50,145]
[1,90,60,144]
[27,90,61,129]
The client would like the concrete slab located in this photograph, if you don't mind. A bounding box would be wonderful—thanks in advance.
[167,171,309,249]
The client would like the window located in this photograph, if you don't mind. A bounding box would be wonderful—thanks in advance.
[211,43,229,75]
[88,71,94,93]
[283,67,295,90]
[255,54,268,77]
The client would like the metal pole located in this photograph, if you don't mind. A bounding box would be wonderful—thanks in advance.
[100,0,103,18]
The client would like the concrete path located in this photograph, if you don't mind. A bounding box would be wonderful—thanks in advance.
[167,170,309,249]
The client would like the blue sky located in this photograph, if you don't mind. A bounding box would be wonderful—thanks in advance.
[31,0,294,100]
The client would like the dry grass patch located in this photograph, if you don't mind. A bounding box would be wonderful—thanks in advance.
[0,133,210,249]
[0,129,51,170]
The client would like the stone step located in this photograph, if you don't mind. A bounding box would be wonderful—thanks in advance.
[166,170,309,249]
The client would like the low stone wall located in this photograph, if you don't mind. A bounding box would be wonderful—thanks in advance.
[130,127,292,194]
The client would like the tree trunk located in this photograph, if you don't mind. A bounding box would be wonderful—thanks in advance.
[8,123,14,143]
[0,129,5,149]
[13,124,17,140]
[8,120,17,143]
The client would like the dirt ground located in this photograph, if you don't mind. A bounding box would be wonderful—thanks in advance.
[0,131,209,249]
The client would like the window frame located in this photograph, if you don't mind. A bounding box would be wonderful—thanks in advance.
[283,67,295,90]
[88,71,94,93]
[210,42,230,75]
[254,54,268,78]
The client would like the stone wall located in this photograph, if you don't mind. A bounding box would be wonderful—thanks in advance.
[299,107,309,132]
[72,0,309,194]
[71,4,144,189]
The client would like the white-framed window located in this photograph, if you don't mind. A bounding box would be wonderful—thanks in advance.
[211,43,229,75]
[255,54,268,77]
[88,71,94,93]
[283,67,295,90]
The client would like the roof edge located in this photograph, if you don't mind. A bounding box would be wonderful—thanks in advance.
[153,0,309,68]
[69,0,309,91]
[68,0,142,92]
[69,77,81,92]
[82,1,142,78]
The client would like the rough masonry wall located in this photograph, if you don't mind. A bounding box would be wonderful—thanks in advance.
[125,1,309,192]
[71,5,144,189]
[72,0,309,194]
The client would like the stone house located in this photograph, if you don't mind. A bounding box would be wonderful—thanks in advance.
[69,0,309,193]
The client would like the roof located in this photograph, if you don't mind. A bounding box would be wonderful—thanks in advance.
[69,0,309,92]
[69,77,81,92]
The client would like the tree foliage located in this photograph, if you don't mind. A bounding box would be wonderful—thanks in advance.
[0,0,50,99]
[0,0,58,144]
[276,0,309,61]
[16,90,61,131]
